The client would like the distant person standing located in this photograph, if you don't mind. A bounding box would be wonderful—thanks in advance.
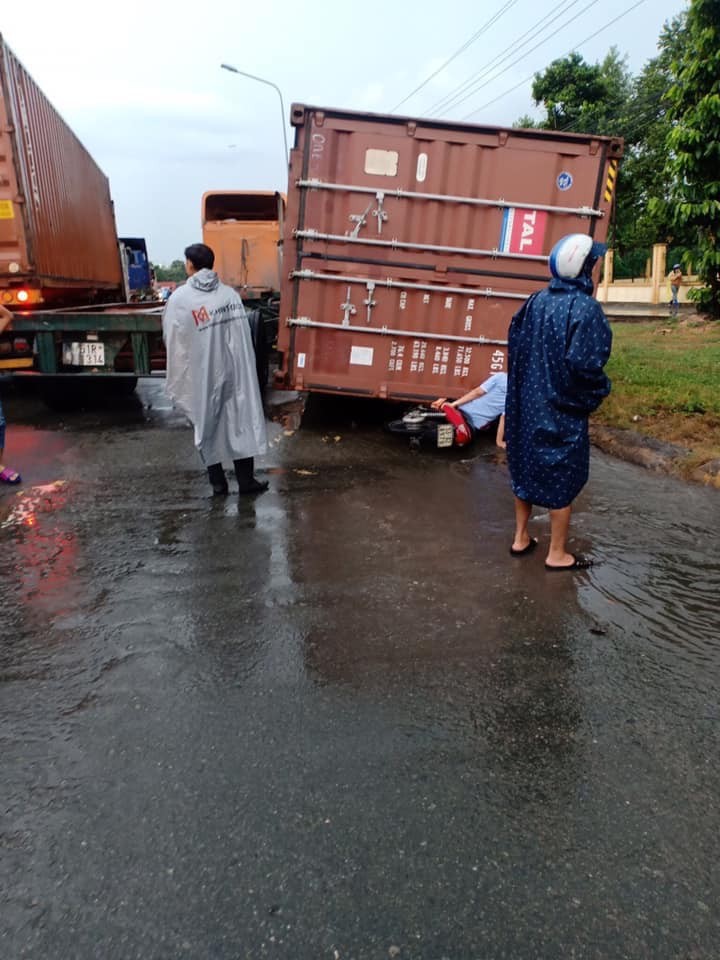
[668,263,683,315]
[162,243,268,497]
[0,305,21,485]
[505,234,612,571]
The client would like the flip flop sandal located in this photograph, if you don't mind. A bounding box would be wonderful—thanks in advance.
[510,537,538,557]
[545,554,594,571]
[0,467,21,484]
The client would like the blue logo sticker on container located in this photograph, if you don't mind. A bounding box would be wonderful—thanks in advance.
[557,172,573,191]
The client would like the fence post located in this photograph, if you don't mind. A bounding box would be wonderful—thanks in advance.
[651,244,667,305]
[599,249,614,303]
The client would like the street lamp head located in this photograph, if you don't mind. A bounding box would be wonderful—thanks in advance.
[219,63,289,167]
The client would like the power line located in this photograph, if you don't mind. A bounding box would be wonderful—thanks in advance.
[435,0,603,118]
[556,88,666,133]
[461,0,648,121]
[427,0,585,117]
[390,0,521,112]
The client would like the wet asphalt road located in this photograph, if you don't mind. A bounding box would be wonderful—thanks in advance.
[1,378,719,960]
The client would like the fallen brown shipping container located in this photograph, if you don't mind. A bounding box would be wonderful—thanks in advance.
[0,35,123,308]
[276,104,622,401]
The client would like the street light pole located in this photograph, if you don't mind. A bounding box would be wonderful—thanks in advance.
[220,63,289,168]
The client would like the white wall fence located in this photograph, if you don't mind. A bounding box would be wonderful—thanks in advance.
[597,243,699,305]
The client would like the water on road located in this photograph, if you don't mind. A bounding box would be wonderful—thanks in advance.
[1,380,718,959]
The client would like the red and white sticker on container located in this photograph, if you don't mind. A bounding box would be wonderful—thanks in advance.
[500,208,547,256]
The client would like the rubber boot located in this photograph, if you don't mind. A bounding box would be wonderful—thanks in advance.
[234,457,268,495]
[207,462,229,496]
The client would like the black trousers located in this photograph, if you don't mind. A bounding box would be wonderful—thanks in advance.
[207,457,254,489]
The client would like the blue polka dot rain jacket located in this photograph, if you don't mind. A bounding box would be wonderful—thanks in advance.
[505,272,612,509]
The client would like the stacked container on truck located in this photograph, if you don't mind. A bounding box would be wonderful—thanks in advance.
[0,34,124,311]
[276,104,622,402]
[0,35,162,388]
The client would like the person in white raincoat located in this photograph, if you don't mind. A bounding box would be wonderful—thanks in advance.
[162,243,268,496]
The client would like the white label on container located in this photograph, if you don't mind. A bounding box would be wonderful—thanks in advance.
[297,352,306,369]
[416,152,428,183]
[364,149,399,177]
[350,345,374,366]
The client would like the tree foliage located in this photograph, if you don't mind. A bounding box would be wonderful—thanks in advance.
[657,0,720,316]
[528,48,632,136]
[521,21,696,268]
[153,260,187,282]
[614,15,689,252]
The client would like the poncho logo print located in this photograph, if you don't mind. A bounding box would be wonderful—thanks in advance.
[191,302,241,331]
[192,306,211,327]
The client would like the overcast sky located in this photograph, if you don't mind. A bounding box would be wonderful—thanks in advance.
[3,0,686,263]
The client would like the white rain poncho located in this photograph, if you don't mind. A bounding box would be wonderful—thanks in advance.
[162,270,267,465]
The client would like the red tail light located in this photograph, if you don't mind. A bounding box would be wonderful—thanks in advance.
[13,337,30,353]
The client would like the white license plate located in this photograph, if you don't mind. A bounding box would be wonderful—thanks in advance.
[63,341,105,366]
[437,423,454,448]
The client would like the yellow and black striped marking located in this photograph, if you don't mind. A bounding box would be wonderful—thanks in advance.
[604,160,618,203]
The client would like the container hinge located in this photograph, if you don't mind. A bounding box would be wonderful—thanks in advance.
[372,192,388,235]
[364,281,376,324]
[349,200,374,238]
[498,131,508,147]
[340,287,357,326]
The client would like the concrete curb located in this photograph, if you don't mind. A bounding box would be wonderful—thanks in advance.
[603,304,697,321]
[591,425,720,488]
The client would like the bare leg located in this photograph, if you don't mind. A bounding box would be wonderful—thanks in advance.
[512,496,533,552]
[547,506,574,566]
[0,445,21,484]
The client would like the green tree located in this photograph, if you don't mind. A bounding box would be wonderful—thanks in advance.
[529,48,632,135]
[613,15,689,254]
[153,260,187,283]
[521,34,695,265]
[656,0,720,316]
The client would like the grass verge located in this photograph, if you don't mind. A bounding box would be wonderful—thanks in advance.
[594,317,720,476]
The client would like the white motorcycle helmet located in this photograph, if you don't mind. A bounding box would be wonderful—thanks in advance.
[549,233,607,280]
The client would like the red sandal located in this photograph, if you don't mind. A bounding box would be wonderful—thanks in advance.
[0,466,21,484]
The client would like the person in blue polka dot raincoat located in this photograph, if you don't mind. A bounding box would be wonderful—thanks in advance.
[505,234,612,572]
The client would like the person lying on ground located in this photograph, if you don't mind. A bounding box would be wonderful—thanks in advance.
[431,371,507,445]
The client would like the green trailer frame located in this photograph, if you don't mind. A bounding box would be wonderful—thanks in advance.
[3,307,165,378]
[1,300,277,387]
